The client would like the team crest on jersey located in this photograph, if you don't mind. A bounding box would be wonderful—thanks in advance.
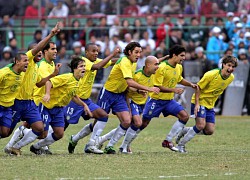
[173,71,176,75]
[66,115,71,120]
[16,77,19,80]
[149,110,152,115]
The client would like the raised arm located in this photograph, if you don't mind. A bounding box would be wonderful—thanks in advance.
[31,22,61,56]
[91,47,121,70]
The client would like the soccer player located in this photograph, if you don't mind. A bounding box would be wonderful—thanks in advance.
[4,23,61,154]
[140,44,197,152]
[175,55,238,153]
[66,43,121,154]
[97,55,169,153]
[0,53,28,138]
[11,56,91,156]
[91,42,160,154]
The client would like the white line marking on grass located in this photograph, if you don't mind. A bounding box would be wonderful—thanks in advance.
[158,172,237,179]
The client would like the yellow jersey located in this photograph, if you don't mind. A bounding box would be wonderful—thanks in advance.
[41,73,79,109]
[33,58,55,105]
[77,57,111,99]
[16,50,38,100]
[191,69,234,109]
[0,66,24,107]
[127,68,153,105]
[150,61,183,100]
[104,56,137,93]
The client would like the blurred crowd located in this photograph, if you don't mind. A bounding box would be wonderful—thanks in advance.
[0,0,249,17]
[0,0,250,71]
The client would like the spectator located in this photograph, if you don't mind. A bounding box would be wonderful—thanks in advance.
[0,0,19,24]
[210,2,224,14]
[148,0,167,14]
[132,18,143,41]
[161,0,181,15]
[74,0,91,15]
[109,16,121,39]
[28,29,42,47]
[187,17,204,49]
[56,30,71,50]
[48,0,69,17]
[175,14,188,41]
[0,46,13,68]
[37,18,51,39]
[94,16,109,41]
[123,0,140,16]
[206,26,225,68]
[200,0,213,15]
[91,0,114,14]
[72,41,83,56]
[108,34,124,52]
[136,47,146,70]
[238,0,250,13]
[9,38,18,57]
[183,0,196,14]
[69,19,82,43]
[169,28,183,48]
[79,18,95,47]
[193,46,213,76]
[139,31,156,50]
[0,15,15,45]
[119,19,132,40]
[245,32,250,48]
[218,0,237,13]
[55,45,70,73]
[156,15,174,47]
[143,15,156,39]
[24,0,46,17]
[201,17,215,48]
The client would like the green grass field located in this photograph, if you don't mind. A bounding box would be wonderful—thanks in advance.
[0,116,249,179]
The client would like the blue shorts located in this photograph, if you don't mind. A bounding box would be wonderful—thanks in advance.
[142,99,184,121]
[130,101,145,116]
[191,103,215,123]
[64,98,100,124]
[0,105,13,128]
[12,99,42,128]
[39,104,64,131]
[97,88,129,115]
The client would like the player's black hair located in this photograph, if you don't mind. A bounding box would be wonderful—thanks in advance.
[123,42,141,56]
[169,45,186,58]
[69,55,85,72]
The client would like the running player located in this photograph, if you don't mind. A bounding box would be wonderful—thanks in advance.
[140,45,197,152]
[0,53,28,138]
[175,55,238,153]
[66,43,121,154]
[93,42,160,154]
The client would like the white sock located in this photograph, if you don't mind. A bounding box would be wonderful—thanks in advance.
[6,126,25,148]
[107,125,127,147]
[99,128,116,145]
[48,125,53,134]
[178,127,197,146]
[88,121,106,144]
[72,123,92,142]
[13,130,38,149]
[127,129,141,147]
[33,133,56,149]
[120,127,137,150]
[167,120,185,142]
